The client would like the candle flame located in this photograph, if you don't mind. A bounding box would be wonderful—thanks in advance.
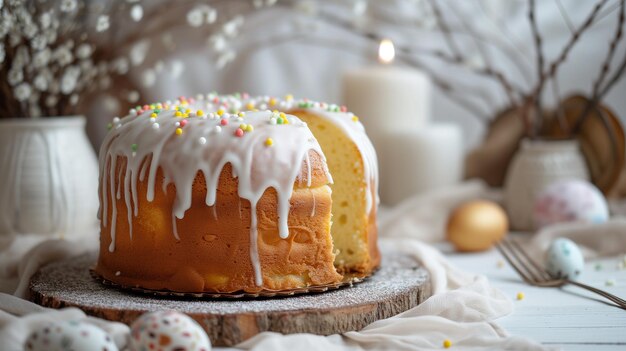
[378,39,395,64]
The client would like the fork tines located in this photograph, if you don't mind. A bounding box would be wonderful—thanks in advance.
[496,237,562,287]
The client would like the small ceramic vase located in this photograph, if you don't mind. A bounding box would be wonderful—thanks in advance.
[504,139,589,231]
[0,116,99,237]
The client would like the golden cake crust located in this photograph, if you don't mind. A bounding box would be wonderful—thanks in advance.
[96,151,342,293]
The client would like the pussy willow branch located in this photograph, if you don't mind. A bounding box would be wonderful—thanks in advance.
[528,0,545,136]
[400,46,527,98]
[426,0,522,108]
[595,0,626,97]
[445,2,520,107]
[551,75,568,132]
[426,0,463,62]
[476,0,534,63]
[544,0,609,90]
[445,26,534,87]
[541,0,609,116]
[569,0,623,133]
[555,0,575,34]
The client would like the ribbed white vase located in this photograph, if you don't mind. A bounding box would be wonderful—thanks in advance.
[0,116,99,238]
[504,139,590,231]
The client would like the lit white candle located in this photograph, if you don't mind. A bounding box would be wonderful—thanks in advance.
[342,39,463,205]
[342,39,431,138]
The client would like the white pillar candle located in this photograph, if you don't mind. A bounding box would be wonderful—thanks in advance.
[376,124,464,206]
[342,40,431,138]
[342,67,431,135]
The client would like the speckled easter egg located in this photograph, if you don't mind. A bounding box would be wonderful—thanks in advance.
[130,310,211,351]
[24,320,118,351]
[446,200,509,252]
[534,179,609,229]
[545,238,585,280]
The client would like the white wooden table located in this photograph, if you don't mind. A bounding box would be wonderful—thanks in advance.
[446,246,626,350]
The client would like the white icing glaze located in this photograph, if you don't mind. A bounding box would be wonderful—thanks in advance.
[99,93,379,287]
[202,93,378,213]
[99,106,328,286]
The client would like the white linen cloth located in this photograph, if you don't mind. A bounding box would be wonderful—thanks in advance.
[4,180,606,350]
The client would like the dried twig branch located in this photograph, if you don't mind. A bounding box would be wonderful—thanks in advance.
[425,0,522,107]
[542,0,609,96]
[445,25,534,87]
[426,0,463,62]
[554,0,575,34]
[445,3,520,107]
[570,0,624,133]
[528,0,545,135]
[596,0,626,97]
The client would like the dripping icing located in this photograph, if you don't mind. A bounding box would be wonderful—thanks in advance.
[98,109,327,286]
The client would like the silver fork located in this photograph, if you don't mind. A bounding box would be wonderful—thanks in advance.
[495,237,626,310]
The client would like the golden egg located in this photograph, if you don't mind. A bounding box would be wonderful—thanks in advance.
[446,200,508,252]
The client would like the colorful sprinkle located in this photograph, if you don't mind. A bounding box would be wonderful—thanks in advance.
[152,123,160,130]
[516,292,525,300]
[235,128,244,137]
[175,111,183,118]
[175,128,183,135]
[269,98,277,106]
[180,119,188,127]
[285,94,293,101]
[352,116,359,122]
[277,117,284,125]
[131,144,138,152]
[265,137,274,147]
[214,125,222,133]
[197,110,204,117]
[238,111,246,117]
[606,279,616,286]
[246,102,255,110]
[107,123,112,130]
[150,112,157,118]
[198,137,207,145]
[245,124,254,132]
[217,109,225,116]
[443,339,452,348]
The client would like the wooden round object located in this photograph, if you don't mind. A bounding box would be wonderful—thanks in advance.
[29,245,431,347]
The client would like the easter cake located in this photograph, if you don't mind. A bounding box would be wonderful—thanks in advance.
[95,93,379,293]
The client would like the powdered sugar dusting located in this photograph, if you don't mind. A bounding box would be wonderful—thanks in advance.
[30,242,429,315]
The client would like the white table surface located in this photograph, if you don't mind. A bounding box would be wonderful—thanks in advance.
[444,244,626,350]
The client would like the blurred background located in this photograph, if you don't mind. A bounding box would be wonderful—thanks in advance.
[73,0,626,150]
[1,0,625,233]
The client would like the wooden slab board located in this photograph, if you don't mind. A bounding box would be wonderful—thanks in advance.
[28,243,431,346]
